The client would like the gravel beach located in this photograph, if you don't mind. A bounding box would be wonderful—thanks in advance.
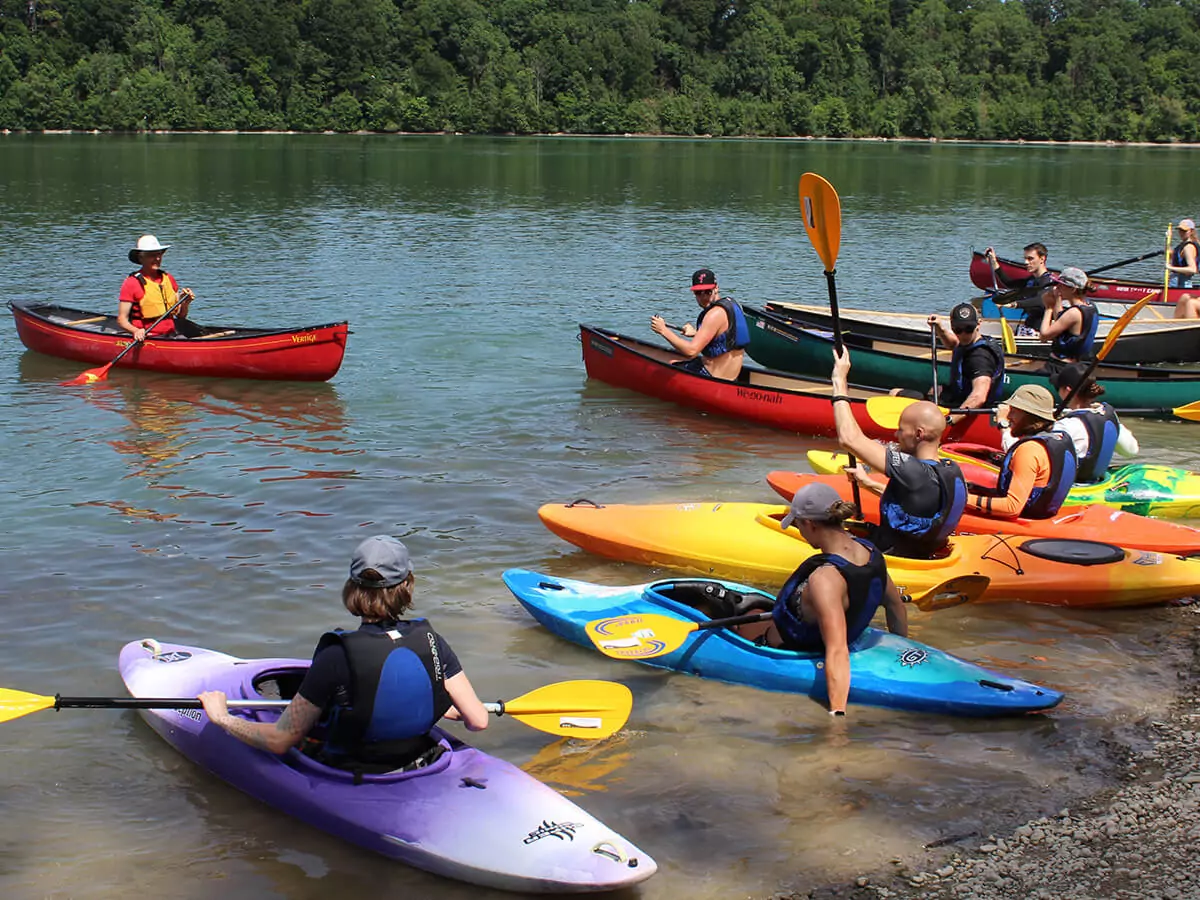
[787,605,1200,900]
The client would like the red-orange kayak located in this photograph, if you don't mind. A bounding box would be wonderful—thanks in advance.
[765,469,1200,555]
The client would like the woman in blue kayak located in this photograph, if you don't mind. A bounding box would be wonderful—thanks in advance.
[199,535,490,771]
[753,483,909,717]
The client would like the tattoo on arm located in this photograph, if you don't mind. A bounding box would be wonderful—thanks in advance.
[219,696,322,753]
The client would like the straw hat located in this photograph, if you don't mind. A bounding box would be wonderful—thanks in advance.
[1006,384,1057,421]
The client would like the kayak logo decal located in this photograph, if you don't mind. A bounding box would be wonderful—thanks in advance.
[178,708,203,722]
[154,650,192,663]
[524,820,584,844]
[589,617,669,659]
[898,649,929,668]
[1133,552,1163,566]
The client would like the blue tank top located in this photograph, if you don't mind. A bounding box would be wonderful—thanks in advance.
[1050,303,1098,361]
[771,538,887,652]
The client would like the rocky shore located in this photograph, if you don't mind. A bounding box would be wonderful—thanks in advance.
[792,605,1200,900]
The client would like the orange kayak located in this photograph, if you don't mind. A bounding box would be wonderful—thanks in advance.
[765,470,1200,555]
[539,500,1200,608]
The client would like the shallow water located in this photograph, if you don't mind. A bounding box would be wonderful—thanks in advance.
[1,134,1198,898]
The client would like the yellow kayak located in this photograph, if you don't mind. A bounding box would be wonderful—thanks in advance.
[539,499,1200,608]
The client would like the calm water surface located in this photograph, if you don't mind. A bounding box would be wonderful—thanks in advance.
[2,135,1199,898]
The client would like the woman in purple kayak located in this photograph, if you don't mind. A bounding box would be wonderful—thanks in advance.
[199,535,490,773]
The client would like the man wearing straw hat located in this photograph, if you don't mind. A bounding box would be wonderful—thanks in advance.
[966,384,1077,519]
[116,234,196,341]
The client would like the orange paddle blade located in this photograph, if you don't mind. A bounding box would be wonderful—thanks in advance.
[61,364,112,386]
[1097,290,1158,361]
[798,173,842,272]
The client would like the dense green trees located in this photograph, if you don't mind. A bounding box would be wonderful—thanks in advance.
[3,0,1200,139]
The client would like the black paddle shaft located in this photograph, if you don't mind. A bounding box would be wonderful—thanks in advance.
[53,696,287,710]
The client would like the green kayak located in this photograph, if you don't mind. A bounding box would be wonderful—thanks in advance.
[744,305,1200,413]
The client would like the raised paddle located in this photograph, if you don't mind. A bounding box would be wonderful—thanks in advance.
[929,322,940,405]
[1054,289,1159,414]
[866,392,1200,429]
[584,575,992,661]
[0,679,632,740]
[62,292,191,386]
[1164,222,1173,304]
[798,172,861,512]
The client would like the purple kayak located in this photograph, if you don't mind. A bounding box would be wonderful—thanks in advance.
[119,639,656,893]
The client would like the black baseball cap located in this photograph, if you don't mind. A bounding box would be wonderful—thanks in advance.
[691,268,717,291]
[1048,362,1090,392]
[950,302,980,332]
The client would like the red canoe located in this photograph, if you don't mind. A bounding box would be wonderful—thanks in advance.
[9,302,348,382]
[579,325,1002,448]
[968,250,1184,307]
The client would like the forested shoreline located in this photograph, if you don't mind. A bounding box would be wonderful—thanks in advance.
[3,0,1200,142]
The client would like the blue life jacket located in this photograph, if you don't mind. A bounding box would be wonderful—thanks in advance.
[1059,403,1120,484]
[317,620,452,767]
[995,431,1078,518]
[945,337,1005,407]
[697,298,750,358]
[771,538,887,652]
[1050,302,1098,361]
[1171,241,1199,288]
[877,458,967,557]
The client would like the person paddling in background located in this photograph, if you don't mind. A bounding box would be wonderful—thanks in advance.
[750,483,908,717]
[117,235,195,341]
[1048,363,1139,483]
[927,302,1005,424]
[985,243,1053,336]
[1170,219,1200,319]
[199,536,490,772]
[830,346,967,559]
[1038,266,1098,369]
[967,385,1077,519]
[650,268,749,380]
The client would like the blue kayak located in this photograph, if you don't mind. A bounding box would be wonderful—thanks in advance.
[503,569,1063,717]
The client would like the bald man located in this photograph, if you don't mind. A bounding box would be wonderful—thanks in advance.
[829,347,967,558]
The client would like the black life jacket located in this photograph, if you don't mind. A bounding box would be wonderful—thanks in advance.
[696,298,751,358]
[1050,302,1098,361]
[877,458,967,558]
[1058,403,1120,484]
[771,538,887,652]
[995,431,1078,518]
[945,337,1005,407]
[317,620,453,768]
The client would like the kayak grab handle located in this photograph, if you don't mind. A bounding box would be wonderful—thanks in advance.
[978,680,1015,692]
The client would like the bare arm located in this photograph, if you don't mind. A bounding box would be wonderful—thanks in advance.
[830,347,889,470]
[116,301,145,341]
[960,374,994,411]
[809,567,851,713]
[198,690,323,755]
[880,576,908,637]
[927,315,960,349]
[1039,305,1079,342]
[651,306,727,359]
[442,671,490,731]
[1168,244,1199,276]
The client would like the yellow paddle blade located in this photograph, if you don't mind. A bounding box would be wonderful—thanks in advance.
[1171,400,1200,422]
[864,395,951,430]
[907,575,991,611]
[585,613,697,661]
[1097,290,1158,361]
[501,680,632,740]
[0,689,57,723]
[798,172,842,271]
[999,316,1017,355]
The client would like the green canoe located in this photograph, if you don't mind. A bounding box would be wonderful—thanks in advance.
[744,305,1200,413]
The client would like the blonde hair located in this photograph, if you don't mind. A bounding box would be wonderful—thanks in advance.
[341,571,416,621]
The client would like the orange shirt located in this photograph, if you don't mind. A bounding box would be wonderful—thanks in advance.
[966,440,1052,518]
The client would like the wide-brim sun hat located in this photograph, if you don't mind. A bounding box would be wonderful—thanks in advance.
[128,234,170,264]
[1006,384,1057,421]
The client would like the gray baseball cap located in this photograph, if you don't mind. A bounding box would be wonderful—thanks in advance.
[780,483,843,530]
[349,535,412,587]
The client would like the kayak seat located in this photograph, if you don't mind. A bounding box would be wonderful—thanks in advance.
[733,596,774,615]
[659,581,747,620]
[1018,538,1125,566]
[253,668,307,701]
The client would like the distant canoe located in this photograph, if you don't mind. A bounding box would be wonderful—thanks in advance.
[579,324,1002,447]
[968,250,1186,307]
[9,302,348,382]
[764,301,1200,365]
[742,305,1200,413]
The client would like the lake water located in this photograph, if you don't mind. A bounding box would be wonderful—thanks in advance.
[2,134,1199,898]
